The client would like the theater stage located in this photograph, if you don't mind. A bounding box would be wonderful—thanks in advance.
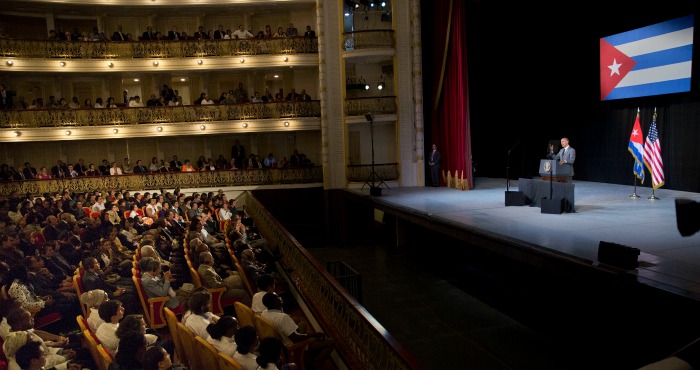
[349,177,700,302]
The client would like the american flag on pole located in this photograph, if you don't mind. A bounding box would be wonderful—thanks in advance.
[643,110,664,189]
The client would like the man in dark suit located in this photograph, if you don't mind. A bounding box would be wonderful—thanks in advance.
[22,162,38,179]
[112,25,126,41]
[428,144,441,187]
[133,159,149,174]
[74,158,88,176]
[51,160,68,178]
[169,155,183,171]
[0,84,13,109]
[82,256,139,314]
[194,26,207,40]
[167,26,181,40]
[231,140,246,169]
[304,25,316,38]
[214,25,226,39]
[547,137,576,182]
[142,26,157,41]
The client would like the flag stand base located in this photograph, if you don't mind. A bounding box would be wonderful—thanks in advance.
[648,195,660,200]
[629,193,640,198]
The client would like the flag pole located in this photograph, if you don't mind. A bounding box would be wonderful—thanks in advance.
[648,107,660,200]
[630,175,640,198]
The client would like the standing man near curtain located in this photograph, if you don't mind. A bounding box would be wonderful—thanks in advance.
[547,137,575,182]
[429,144,441,187]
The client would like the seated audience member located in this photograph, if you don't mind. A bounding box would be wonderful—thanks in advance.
[4,307,77,370]
[251,274,275,314]
[261,292,336,370]
[109,332,147,369]
[232,24,254,39]
[141,345,174,370]
[15,339,81,370]
[141,259,180,309]
[233,325,258,370]
[95,300,124,354]
[197,251,251,306]
[81,289,109,332]
[82,256,138,315]
[255,337,296,370]
[115,314,159,349]
[205,315,239,357]
[182,288,219,339]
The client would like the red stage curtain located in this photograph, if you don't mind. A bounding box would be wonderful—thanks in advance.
[431,0,472,189]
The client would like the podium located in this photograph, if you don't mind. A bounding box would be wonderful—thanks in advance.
[539,159,573,214]
[539,159,572,182]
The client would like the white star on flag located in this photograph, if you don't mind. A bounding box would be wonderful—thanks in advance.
[608,58,622,76]
[632,129,639,137]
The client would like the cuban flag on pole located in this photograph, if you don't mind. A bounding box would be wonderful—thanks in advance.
[600,15,694,100]
[628,109,645,183]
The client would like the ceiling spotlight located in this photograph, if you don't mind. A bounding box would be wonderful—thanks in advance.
[239,58,245,63]
[64,130,71,135]
[156,126,163,132]
[153,61,159,66]
[242,123,248,128]
[6,60,13,66]
[199,125,205,130]
[284,122,290,127]
[59,61,66,67]
[283,56,288,62]
[197,59,203,65]
[112,128,118,134]
[107,62,113,67]
[380,1,386,7]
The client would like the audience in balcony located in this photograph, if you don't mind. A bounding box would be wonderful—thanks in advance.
[304,25,316,39]
[193,26,206,40]
[272,27,287,38]
[263,25,273,38]
[168,26,182,41]
[287,23,299,37]
[232,25,254,39]
[112,25,127,41]
[200,93,214,105]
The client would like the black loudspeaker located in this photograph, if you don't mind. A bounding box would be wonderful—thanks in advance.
[541,197,563,214]
[598,241,640,270]
[370,186,382,196]
[505,191,525,206]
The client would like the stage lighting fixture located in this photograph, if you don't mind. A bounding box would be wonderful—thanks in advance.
[380,1,386,7]
[676,198,700,236]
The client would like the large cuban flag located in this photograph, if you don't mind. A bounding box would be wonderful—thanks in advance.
[600,15,694,100]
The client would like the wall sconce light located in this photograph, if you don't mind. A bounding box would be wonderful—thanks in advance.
[199,125,206,130]
[107,62,113,67]
[6,60,13,66]
[377,82,385,90]
[156,126,163,132]
[64,130,71,135]
[283,56,288,62]
[59,61,66,67]
[13,131,20,137]
[180,78,186,82]
[242,123,248,128]
[153,61,159,66]
[197,59,203,65]
[284,122,290,127]
[239,58,245,63]
[134,78,139,82]
[359,76,369,90]
[112,128,118,134]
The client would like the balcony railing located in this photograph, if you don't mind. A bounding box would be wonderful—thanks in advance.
[347,163,399,182]
[343,30,394,50]
[0,167,322,197]
[0,37,318,59]
[344,96,396,116]
[0,101,321,128]
[241,191,424,370]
